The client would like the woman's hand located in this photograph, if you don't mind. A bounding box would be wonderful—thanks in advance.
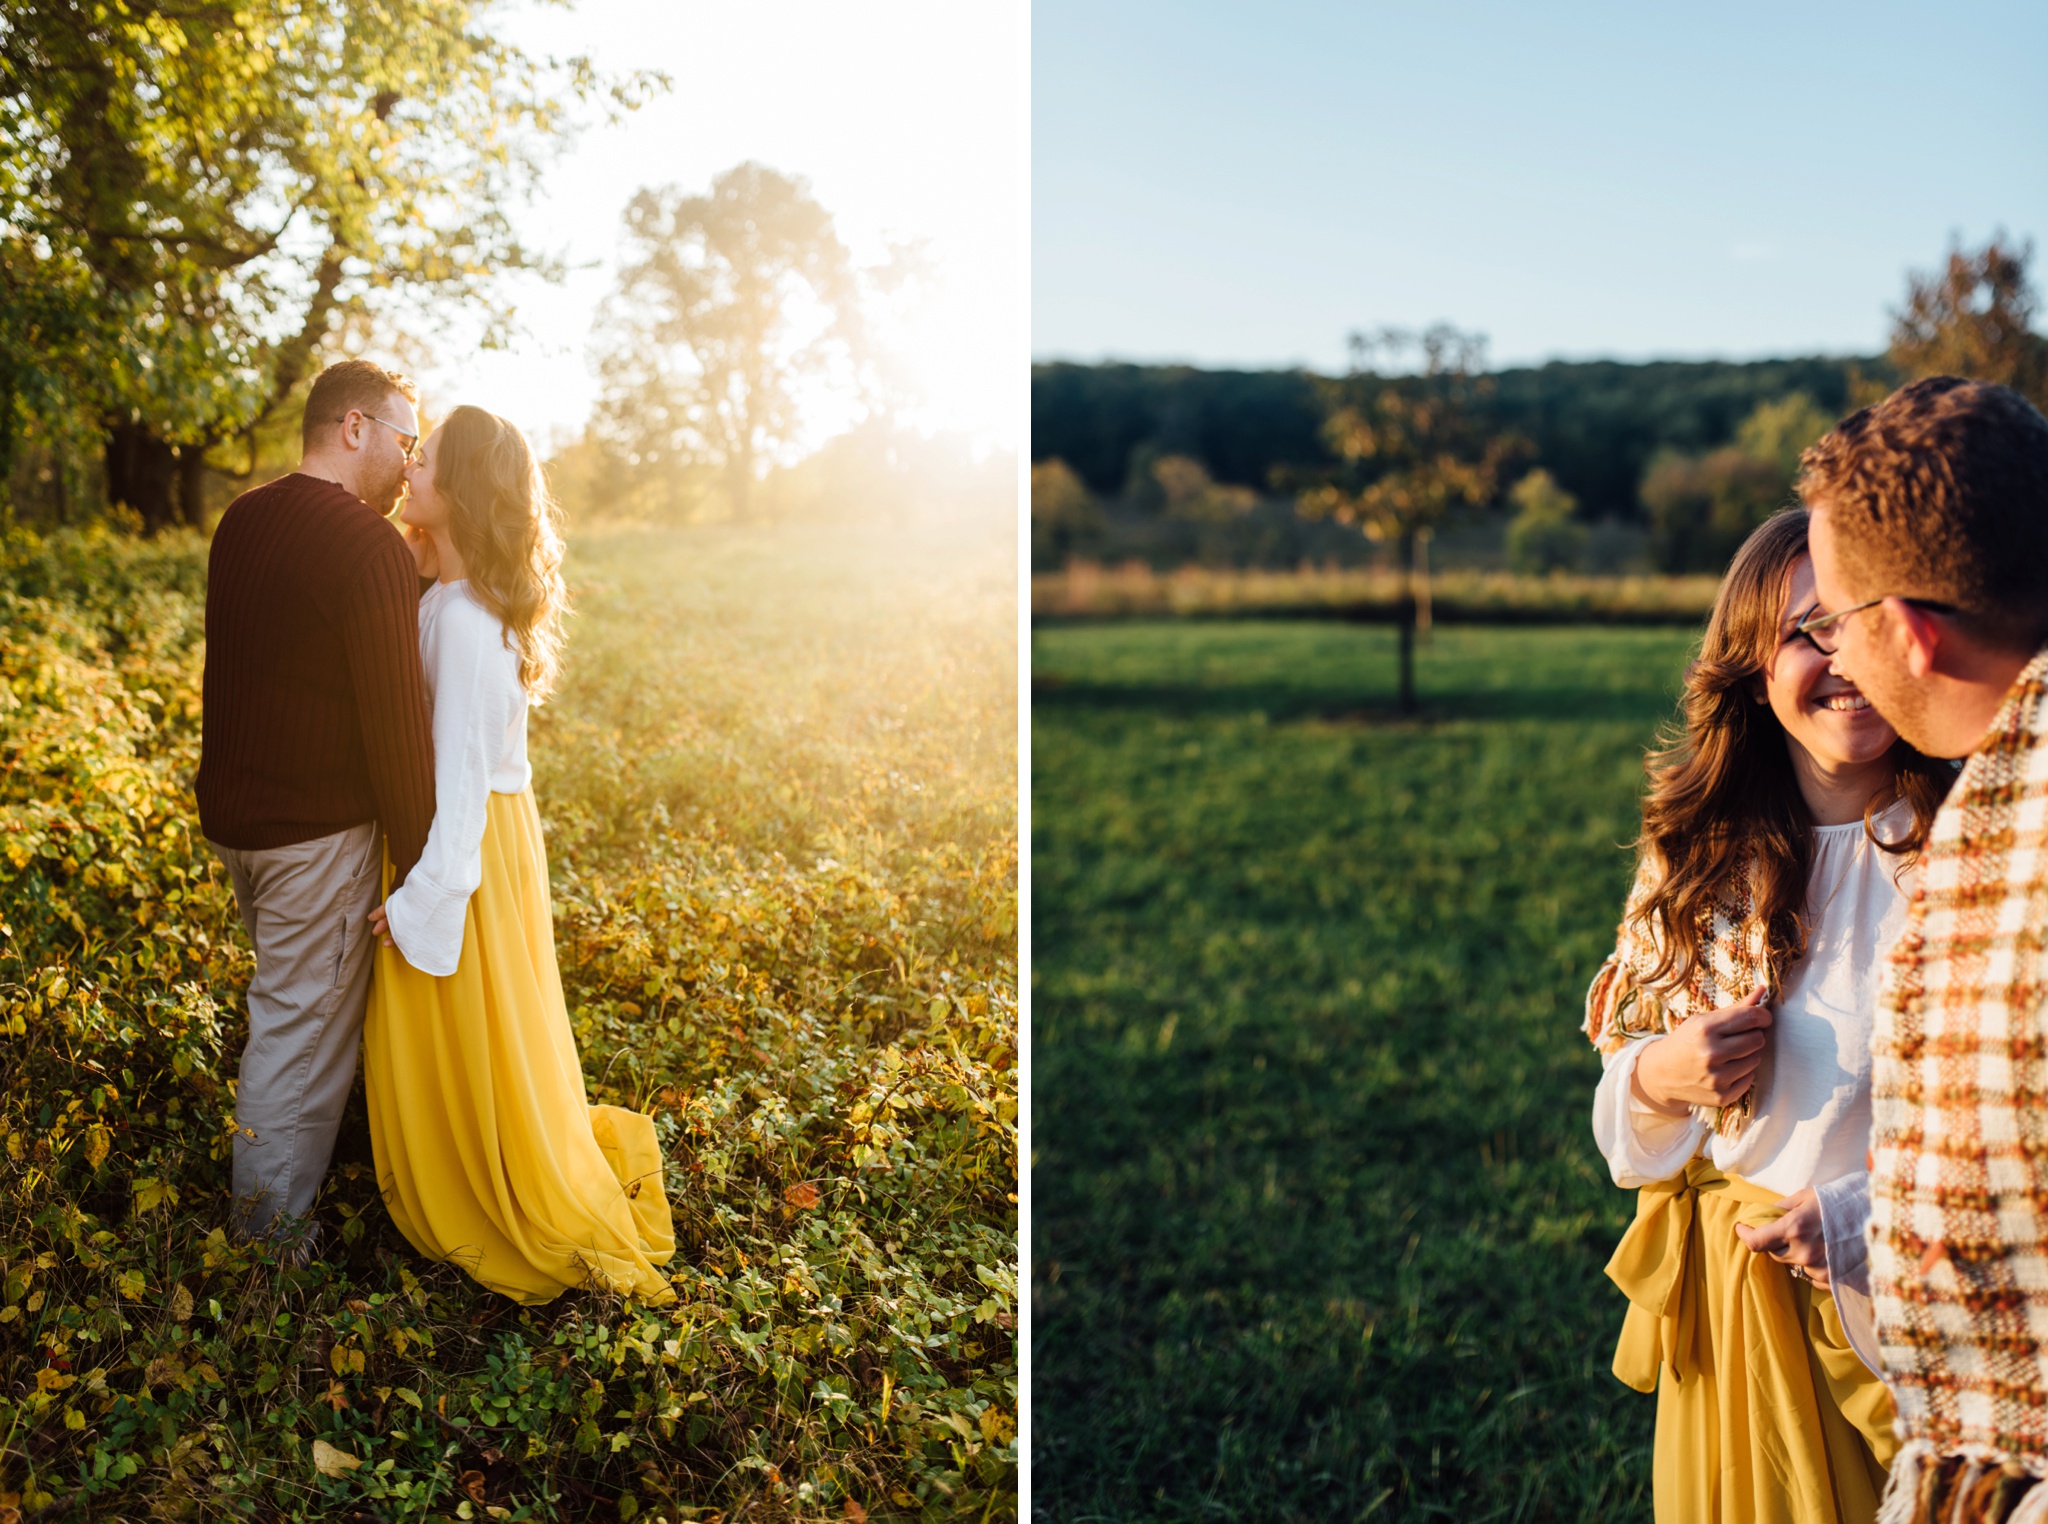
[1733,1186,1831,1287]
[368,902,395,948]
[1630,986,1772,1114]
[402,522,439,581]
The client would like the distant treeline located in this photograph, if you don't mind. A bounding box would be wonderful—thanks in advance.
[1032,355,1885,523]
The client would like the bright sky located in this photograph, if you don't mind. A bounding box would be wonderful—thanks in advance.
[418,0,1027,454]
[1034,0,2048,371]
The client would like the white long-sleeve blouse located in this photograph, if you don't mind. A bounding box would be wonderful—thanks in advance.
[381,580,531,976]
[1591,802,1914,1198]
[1590,802,1916,1374]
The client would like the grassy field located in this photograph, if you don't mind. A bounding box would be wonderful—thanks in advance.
[1031,620,1701,1522]
[0,517,1016,1521]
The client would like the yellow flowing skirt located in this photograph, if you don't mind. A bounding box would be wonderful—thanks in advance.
[1608,1160,1897,1524]
[364,788,675,1305]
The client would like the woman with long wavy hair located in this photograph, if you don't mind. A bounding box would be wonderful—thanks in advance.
[1586,507,1950,1522]
[363,404,675,1304]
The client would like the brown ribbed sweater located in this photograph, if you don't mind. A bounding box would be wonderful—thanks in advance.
[196,472,435,885]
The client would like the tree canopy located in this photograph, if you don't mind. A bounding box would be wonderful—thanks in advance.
[1889,233,2048,408]
[0,0,657,527]
[589,163,866,520]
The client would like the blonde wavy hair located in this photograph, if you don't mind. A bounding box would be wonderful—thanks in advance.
[434,405,569,703]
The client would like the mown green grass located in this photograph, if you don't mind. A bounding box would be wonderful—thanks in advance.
[1031,621,1699,1522]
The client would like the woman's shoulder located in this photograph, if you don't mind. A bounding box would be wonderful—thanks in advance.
[427,583,521,666]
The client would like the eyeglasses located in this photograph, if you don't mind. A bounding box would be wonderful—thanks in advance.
[338,411,421,461]
[1793,596,1959,654]
[1791,599,1882,654]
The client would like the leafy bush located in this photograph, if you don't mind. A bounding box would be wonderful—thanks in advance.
[1638,391,1838,572]
[0,520,1016,1520]
[1505,469,1587,575]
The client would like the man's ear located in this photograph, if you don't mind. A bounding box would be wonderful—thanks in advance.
[1889,598,1944,679]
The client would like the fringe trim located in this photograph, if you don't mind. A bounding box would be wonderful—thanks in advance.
[1879,1441,2048,1524]
[1881,1442,1936,1524]
[2009,1481,2048,1524]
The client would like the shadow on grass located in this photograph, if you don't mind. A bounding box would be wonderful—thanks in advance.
[1032,674,1680,727]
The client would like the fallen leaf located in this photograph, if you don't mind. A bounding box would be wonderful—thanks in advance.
[311,1439,360,1478]
[783,1181,822,1210]
[460,1470,489,1506]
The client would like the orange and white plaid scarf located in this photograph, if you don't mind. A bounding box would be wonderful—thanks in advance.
[1872,647,2048,1507]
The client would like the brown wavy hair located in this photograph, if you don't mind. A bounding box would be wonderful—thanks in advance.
[1628,506,1950,993]
[434,405,569,703]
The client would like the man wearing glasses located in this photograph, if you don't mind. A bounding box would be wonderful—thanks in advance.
[195,359,436,1263]
[1797,376,2048,1520]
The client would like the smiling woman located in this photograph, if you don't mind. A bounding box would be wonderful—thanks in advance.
[1582,508,1953,1524]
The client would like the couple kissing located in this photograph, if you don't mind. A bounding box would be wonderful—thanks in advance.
[194,359,674,1304]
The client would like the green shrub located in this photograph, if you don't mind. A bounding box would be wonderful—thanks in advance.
[1505,469,1587,575]
[0,521,1016,1521]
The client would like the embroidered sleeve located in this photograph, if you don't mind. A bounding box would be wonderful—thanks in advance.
[1584,856,1671,1055]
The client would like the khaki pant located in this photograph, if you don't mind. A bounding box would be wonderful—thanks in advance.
[211,822,381,1237]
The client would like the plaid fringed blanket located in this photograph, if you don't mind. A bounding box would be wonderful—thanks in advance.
[1872,647,2048,1519]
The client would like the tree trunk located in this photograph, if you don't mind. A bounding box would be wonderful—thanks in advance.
[1413,525,1433,644]
[1396,598,1417,713]
[175,444,209,528]
[104,419,181,532]
[1396,529,1418,713]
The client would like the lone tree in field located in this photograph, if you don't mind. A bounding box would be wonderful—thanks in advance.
[1889,234,2048,409]
[591,164,863,520]
[1297,324,1521,712]
[0,0,654,530]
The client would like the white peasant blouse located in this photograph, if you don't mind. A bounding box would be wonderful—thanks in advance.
[381,580,532,977]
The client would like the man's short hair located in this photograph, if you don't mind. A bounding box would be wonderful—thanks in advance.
[301,360,418,448]
[1798,376,2048,647]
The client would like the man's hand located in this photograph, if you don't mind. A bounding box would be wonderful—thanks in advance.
[402,523,439,581]
[368,902,395,949]
[1734,1185,1830,1287]
[1631,987,1772,1114]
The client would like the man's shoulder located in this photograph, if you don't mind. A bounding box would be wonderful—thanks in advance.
[217,474,403,559]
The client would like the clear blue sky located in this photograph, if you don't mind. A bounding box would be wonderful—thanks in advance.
[1034,1,2048,371]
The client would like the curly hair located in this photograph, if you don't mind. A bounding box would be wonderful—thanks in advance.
[433,406,569,703]
[1797,376,2048,648]
[1629,506,1950,993]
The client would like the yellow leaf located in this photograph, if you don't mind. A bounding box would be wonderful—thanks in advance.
[84,1126,109,1170]
[169,1284,193,1322]
[310,1439,360,1478]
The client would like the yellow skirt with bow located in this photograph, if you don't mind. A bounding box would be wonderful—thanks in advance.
[364,789,675,1305]
[1608,1159,1897,1524]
